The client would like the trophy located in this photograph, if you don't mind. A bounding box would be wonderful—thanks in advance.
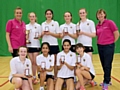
[60,55,65,64]
[44,26,49,32]
[41,62,46,70]
[64,27,68,34]
[25,64,30,76]
[34,32,39,39]
[26,30,31,44]
[76,55,81,64]
[76,25,80,33]
[76,55,81,68]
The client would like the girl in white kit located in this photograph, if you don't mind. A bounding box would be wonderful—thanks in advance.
[41,9,60,54]
[41,9,60,79]
[55,39,76,90]
[26,12,41,84]
[75,43,95,90]
[9,46,33,90]
[77,8,96,57]
[60,12,77,52]
[36,42,54,90]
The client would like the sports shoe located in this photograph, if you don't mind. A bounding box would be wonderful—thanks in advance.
[90,80,97,87]
[102,83,108,90]
[39,87,44,90]
[100,82,112,86]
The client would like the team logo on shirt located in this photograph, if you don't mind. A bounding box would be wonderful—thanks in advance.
[26,64,29,67]
[16,26,19,28]
[35,27,37,29]
[70,54,72,57]
[83,59,85,62]
[70,26,72,28]
[87,23,89,25]
[52,24,54,26]
[49,59,51,62]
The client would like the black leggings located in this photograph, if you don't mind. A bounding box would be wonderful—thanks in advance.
[11,49,18,57]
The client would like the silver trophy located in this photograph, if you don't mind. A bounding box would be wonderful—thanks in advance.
[34,32,39,39]
[25,64,30,76]
[64,27,68,34]
[45,26,49,32]
[60,55,65,64]
[76,25,80,33]
[76,55,81,64]
[41,62,46,70]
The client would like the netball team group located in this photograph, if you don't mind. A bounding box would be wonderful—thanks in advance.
[6,7,119,90]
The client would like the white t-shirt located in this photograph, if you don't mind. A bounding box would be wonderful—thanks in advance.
[9,57,32,80]
[60,23,76,45]
[77,19,96,46]
[36,54,54,75]
[57,51,76,78]
[41,20,60,45]
[26,23,41,48]
[79,52,95,76]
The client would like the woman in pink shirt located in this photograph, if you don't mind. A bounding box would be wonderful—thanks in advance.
[96,9,119,90]
[6,7,26,57]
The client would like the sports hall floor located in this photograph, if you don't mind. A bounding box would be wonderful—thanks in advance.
[0,54,120,90]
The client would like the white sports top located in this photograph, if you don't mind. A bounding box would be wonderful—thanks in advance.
[26,23,41,48]
[41,20,60,45]
[60,22,76,45]
[77,19,96,46]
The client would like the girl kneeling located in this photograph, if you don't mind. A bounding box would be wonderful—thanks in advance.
[9,46,33,90]
[75,43,95,90]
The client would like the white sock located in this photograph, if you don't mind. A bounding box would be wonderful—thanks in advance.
[33,76,36,79]
[39,87,44,90]
[38,72,40,74]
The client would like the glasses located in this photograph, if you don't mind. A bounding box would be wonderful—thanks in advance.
[79,12,86,14]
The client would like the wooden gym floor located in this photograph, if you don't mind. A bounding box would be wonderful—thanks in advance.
[0,54,120,90]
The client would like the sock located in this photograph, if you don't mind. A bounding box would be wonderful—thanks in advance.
[33,76,36,79]
[40,86,44,90]
[104,83,108,86]
[38,72,40,74]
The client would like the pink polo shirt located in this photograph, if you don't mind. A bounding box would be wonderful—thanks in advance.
[96,19,118,45]
[6,19,26,49]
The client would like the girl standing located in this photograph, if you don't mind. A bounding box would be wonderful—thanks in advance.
[41,9,60,79]
[60,12,77,52]
[77,8,96,57]
[26,12,41,84]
